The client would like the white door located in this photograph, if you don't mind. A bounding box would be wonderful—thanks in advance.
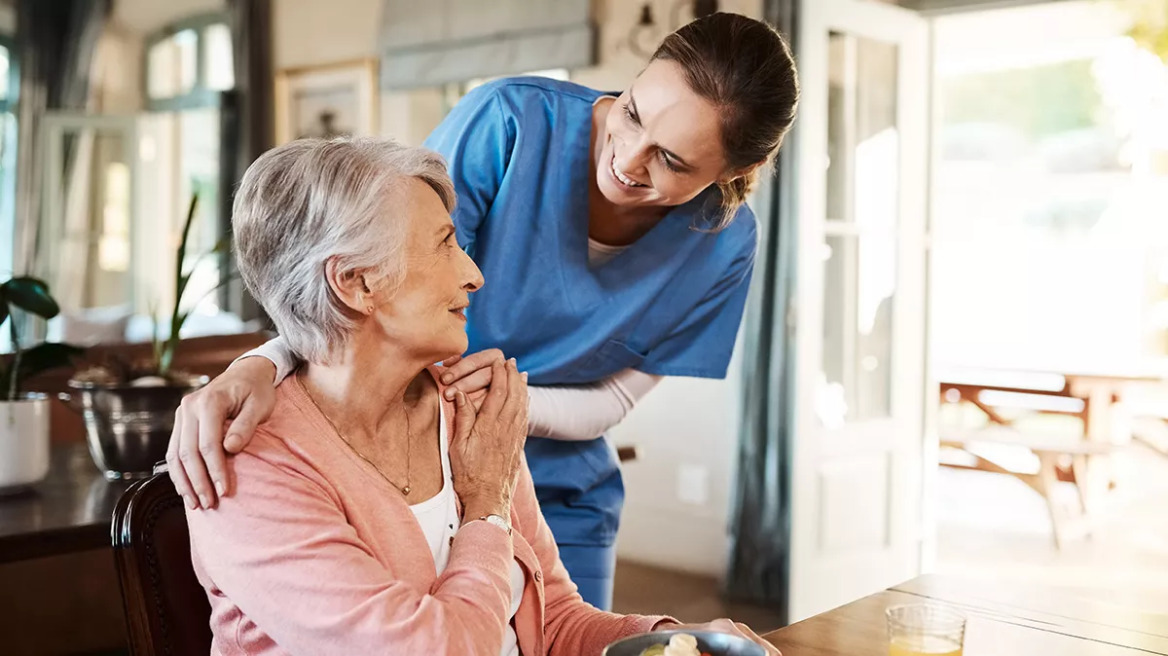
[789,0,931,622]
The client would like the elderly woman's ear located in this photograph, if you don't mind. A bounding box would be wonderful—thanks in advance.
[325,257,374,315]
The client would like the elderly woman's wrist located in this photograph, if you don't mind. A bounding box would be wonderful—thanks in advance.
[651,619,683,631]
[462,494,510,520]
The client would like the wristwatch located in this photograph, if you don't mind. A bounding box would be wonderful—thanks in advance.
[469,514,512,536]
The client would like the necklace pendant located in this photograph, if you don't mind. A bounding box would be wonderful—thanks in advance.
[402,486,411,495]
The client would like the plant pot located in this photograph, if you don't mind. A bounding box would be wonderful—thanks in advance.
[60,374,209,481]
[0,394,51,494]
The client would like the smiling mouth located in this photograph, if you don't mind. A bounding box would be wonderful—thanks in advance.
[610,152,647,188]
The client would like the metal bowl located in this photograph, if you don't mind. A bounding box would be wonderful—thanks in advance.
[603,630,767,656]
[61,375,208,480]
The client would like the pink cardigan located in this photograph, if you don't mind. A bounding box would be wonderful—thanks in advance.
[185,370,671,655]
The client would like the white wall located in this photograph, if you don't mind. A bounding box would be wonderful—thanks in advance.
[575,0,764,90]
[112,0,226,35]
[270,0,767,577]
[612,342,750,576]
[272,0,381,69]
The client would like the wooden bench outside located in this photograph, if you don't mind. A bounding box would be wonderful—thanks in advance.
[940,426,1115,549]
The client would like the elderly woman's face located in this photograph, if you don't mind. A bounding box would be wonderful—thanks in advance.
[371,178,483,360]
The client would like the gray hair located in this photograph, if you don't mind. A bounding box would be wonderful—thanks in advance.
[232,137,456,364]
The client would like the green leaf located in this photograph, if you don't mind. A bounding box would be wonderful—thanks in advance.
[3,277,60,319]
[6,342,85,396]
[209,235,232,255]
[17,342,84,376]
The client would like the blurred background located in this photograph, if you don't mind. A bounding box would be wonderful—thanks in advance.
[2,0,1168,653]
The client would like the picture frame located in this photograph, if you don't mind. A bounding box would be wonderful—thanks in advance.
[274,58,379,144]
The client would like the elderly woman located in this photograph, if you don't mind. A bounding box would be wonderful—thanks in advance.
[184,137,778,656]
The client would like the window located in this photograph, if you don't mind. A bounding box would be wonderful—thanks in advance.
[147,28,198,100]
[202,23,234,91]
[139,15,235,334]
[0,41,10,104]
[931,1,1168,369]
[0,35,17,281]
[145,15,233,111]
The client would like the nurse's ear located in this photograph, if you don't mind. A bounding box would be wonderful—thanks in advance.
[324,257,375,316]
[716,160,767,208]
[717,160,765,187]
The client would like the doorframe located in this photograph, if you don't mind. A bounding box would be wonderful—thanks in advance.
[788,0,933,622]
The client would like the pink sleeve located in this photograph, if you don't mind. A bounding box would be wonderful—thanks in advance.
[185,435,515,656]
[511,456,676,656]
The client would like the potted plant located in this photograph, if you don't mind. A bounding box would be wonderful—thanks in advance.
[0,277,83,492]
[65,194,232,480]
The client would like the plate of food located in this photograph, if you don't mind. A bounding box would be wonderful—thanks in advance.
[602,630,767,656]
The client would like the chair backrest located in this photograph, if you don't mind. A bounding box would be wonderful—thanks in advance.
[112,474,212,656]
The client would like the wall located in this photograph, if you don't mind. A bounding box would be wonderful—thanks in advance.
[112,0,225,35]
[267,0,767,578]
[575,0,764,90]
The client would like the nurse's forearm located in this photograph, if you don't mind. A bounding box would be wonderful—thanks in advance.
[235,335,299,386]
[526,368,663,441]
[236,339,662,440]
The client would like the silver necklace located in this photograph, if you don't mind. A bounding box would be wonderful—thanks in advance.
[302,378,413,496]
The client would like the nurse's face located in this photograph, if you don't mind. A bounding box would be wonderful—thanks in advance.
[597,59,731,211]
[368,178,484,362]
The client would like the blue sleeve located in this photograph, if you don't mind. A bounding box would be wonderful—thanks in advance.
[423,84,516,255]
[638,223,758,380]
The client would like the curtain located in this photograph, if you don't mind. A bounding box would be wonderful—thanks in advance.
[55,129,96,309]
[13,0,110,273]
[12,0,109,339]
[223,0,272,323]
[723,0,800,622]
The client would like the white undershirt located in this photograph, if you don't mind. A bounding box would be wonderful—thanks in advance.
[587,237,629,267]
[414,404,524,656]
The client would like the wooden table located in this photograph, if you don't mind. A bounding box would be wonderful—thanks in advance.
[938,366,1162,444]
[0,443,133,563]
[763,574,1168,655]
[0,443,132,653]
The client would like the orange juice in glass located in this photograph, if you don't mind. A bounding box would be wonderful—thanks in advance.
[886,604,965,656]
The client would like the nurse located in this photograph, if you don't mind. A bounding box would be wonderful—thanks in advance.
[165,12,798,611]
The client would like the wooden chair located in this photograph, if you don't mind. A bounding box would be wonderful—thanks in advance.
[111,473,212,656]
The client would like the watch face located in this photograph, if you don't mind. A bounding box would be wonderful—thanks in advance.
[485,515,511,534]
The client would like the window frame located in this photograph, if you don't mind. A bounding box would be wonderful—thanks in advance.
[142,12,231,112]
[0,32,19,284]
[0,33,17,113]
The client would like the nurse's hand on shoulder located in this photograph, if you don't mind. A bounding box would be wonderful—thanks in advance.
[654,619,781,656]
[167,356,278,511]
[450,358,529,521]
[440,348,507,410]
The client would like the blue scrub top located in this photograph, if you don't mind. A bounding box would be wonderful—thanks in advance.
[425,77,758,384]
[423,77,757,545]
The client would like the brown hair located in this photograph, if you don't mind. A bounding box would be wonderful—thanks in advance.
[651,12,799,230]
